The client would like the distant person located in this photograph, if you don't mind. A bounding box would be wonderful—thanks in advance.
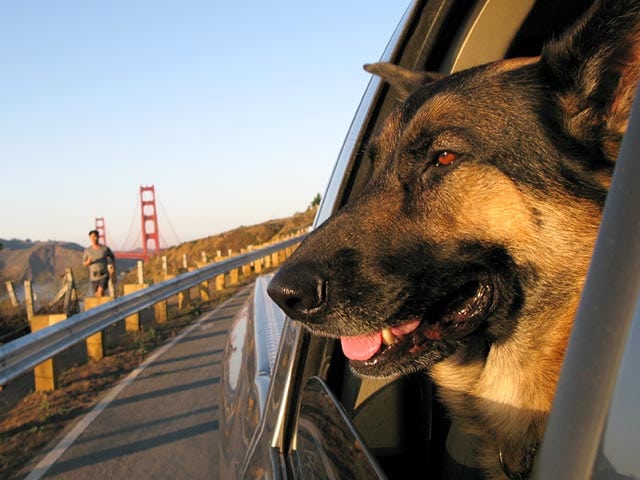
[83,229,116,297]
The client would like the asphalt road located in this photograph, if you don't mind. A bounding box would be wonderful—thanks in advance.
[20,287,251,480]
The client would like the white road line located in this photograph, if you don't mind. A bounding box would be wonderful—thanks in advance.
[24,292,243,480]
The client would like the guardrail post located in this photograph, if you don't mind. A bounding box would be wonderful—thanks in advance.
[270,251,279,267]
[83,296,115,360]
[196,263,211,302]
[241,248,251,277]
[137,261,145,284]
[200,252,210,300]
[213,252,225,291]
[215,274,224,291]
[4,281,19,308]
[179,255,191,309]
[24,280,35,322]
[225,249,239,286]
[123,284,153,331]
[123,262,154,331]
[154,274,170,323]
[199,276,210,302]
[178,287,191,309]
[31,314,87,391]
[228,268,239,286]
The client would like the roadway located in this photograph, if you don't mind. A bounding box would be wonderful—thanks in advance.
[19,287,251,480]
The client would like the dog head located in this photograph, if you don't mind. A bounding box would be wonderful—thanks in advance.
[268,0,640,378]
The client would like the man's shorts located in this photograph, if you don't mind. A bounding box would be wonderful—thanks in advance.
[91,275,109,293]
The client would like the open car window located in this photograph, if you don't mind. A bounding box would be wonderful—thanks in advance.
[287,1,602,479]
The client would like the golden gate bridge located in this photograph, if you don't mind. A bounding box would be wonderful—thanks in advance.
[95,185,181,261]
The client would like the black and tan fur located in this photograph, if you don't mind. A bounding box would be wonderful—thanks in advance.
[268,1,640,478]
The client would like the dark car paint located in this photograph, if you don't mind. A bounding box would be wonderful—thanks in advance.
[220,279,293,479]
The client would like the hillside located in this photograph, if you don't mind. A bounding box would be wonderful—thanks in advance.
[0,240,86,287]
[120,207,316,285]
[0,207,316,302]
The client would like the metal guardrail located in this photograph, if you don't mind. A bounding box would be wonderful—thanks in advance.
[0,234,306,386]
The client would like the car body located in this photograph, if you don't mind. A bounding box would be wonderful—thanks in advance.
[220,1,640,478]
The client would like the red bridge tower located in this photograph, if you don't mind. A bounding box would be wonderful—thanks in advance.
[95,184,162,261]
[140,185,160,260]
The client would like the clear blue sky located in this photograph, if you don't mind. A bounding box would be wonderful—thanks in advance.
[1,1,410,248]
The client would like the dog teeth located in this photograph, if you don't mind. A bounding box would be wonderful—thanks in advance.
[382,328,397,346]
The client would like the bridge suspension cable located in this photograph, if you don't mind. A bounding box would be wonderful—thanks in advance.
[157,196,182,247]
[95,184,172,261]
[119,195,140,251]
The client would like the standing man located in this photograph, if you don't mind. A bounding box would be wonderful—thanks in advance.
[83,229,116,297]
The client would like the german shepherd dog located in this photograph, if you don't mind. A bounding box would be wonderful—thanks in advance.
[268,1,640,478]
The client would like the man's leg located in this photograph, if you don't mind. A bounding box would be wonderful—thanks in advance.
[95,276,109,297]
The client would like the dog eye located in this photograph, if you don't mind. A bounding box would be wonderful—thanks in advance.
[436,151,458,166]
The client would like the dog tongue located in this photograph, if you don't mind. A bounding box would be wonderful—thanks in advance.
[340,331,382,361]
[340,319,422,361]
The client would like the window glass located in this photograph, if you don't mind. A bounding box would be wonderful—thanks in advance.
[290,376,386,479]
[595,298,640,479]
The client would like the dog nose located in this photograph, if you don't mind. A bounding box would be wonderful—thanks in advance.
[267,268,327,320]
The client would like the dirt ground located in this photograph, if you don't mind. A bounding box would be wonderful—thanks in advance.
[0,290,237,480]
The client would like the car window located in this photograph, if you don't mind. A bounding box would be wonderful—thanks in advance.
[288,1,604,479]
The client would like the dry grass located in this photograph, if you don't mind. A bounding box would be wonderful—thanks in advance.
[0,303,30,344]
[0,288,238,480]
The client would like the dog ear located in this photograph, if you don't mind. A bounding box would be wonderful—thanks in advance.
[364,62,444,100]
[540,0,640,163]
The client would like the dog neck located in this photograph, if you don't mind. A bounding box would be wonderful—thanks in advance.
[430,304,576,478]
